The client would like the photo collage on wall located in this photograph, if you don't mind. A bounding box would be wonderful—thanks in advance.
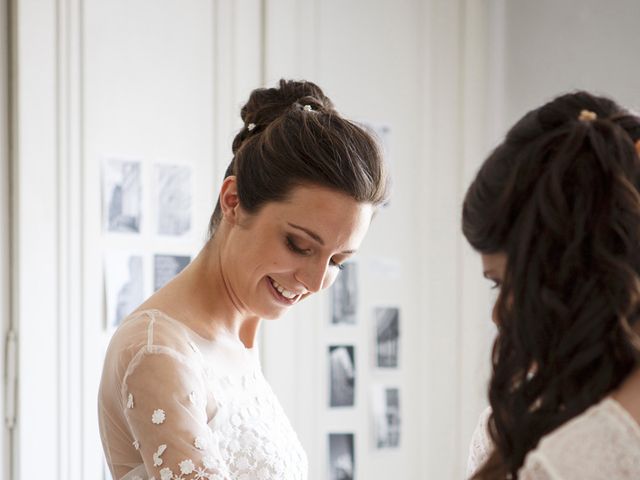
[327,260,401,480]
[102,158,194,330]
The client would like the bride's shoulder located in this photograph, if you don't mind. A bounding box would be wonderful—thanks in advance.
[109,309,199,359]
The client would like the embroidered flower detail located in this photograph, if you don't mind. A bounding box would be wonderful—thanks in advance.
[236,456,251,469]
[202,455,217,469]
[153,444,167,467]
[132,439,140,450]
[179,459,195,475]
[230,412,243,427]
[127,393,134,409]
[159,467,173,480]
[152,409,166,425]
[188,391,197,405]
[194,436,207,450]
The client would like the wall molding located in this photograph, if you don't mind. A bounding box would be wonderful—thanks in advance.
[56,0,85,477]
[1,0,13,478]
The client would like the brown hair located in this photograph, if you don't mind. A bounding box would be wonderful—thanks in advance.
[463,91,640,478]
[208,79,389,237]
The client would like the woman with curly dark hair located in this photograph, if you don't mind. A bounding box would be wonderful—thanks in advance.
[464,91,640,479]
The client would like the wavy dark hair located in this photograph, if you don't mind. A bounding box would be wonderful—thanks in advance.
[463,91,640,478]
[208,79,389,237]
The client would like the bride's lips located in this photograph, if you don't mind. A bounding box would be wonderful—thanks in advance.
[266,276,300,305]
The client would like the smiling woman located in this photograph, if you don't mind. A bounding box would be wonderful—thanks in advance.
[98,79,389,480]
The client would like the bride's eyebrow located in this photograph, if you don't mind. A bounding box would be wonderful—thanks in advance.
[288,223,324,245]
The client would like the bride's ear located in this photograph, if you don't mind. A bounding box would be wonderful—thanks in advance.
[219,176,241,224]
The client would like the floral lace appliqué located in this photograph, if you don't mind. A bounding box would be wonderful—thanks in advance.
[152,409,166,425]
[153,444,167,467]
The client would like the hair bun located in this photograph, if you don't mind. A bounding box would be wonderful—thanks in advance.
[233,79,335,154]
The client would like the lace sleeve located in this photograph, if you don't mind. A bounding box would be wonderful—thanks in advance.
[466,407,493,479]
[123,346,229,480]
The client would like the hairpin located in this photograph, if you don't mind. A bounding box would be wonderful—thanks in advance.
[247,123,256,131]
[578,110,597,122]
[303,105,313,112]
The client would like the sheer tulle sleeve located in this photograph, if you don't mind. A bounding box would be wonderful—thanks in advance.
[122,345,229,480]
[466,407,493,479]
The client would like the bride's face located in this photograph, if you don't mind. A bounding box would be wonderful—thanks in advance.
[219,179,374,319]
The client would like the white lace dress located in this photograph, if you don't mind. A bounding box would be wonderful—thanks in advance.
[99,309,308,480]
[466,398,640,479]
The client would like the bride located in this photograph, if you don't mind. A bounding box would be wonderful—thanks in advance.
[98,79,389,480]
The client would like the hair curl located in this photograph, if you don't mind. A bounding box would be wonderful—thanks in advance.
[463,91,640,478]
[208,79,389,237]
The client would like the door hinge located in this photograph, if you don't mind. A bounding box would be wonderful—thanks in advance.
[4,329,16,430]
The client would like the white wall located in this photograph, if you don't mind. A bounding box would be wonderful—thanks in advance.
[503,0,640,126]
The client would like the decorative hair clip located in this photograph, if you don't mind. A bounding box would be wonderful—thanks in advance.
[247,123,256,131]
[578,110,597,122]
[303,105,313,112]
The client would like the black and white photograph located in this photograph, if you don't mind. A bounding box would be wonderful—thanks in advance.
[104,251,144,329]
[372,386,401,449]
[153,254,191,291]
[102,158,142,233]
[331,262,358,325]
[328,433,355,480]
[375,307,400,368]
[329,345,356,407]
[155,164,192,236]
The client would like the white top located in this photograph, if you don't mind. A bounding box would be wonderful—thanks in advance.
[466,398,640,479]
[99,309,308,480]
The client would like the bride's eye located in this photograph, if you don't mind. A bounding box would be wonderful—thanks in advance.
[286,236,311,255]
